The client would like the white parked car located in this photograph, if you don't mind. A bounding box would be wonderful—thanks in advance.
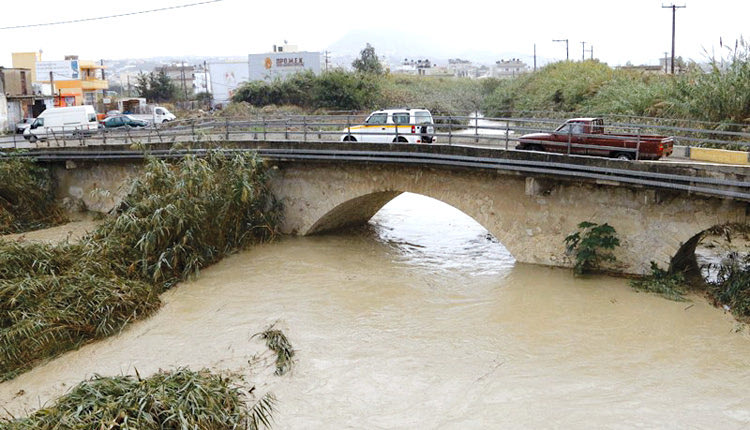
[341,108,435,143]
[23,105,100,143]
[15,118,34,134]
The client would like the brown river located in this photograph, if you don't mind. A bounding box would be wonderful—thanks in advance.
[1,194,749,429]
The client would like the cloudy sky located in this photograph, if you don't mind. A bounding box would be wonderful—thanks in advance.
[0,0,746,67]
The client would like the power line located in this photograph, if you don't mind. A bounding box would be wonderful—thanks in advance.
[0,0,224,30]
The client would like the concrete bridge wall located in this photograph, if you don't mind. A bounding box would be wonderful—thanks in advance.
[52,159,749,275]
[269,163,748,274]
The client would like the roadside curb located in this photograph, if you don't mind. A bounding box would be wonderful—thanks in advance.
[688,146,750,165]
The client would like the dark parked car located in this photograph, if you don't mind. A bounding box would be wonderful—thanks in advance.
[102,115,149,129]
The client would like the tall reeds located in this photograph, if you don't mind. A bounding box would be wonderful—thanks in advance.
[0,368,276,429]
[0,158,67,234]
[0,151,281,381]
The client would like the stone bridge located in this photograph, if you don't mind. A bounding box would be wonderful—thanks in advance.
[44,142,750,275]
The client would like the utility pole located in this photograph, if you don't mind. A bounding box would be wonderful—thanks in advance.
[204,60,210,108]
[662,4,686,74]
[553,39,569,61]
[581,41,587,61]
[533,43,537,71]
[588,46,594,60]
[324,51,330,72]
[49,71,55,106]
[664,51,669,73]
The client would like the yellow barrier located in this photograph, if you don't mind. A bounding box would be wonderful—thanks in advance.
[690,147,750,165]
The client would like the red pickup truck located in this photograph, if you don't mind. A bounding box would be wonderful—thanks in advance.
[517,118,674,160]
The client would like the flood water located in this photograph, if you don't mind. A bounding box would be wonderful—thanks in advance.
[1,193,749,429]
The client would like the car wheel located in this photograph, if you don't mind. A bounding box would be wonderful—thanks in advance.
[342,135,357,142]
[393,137,409,143]
[615,152,633,160]
[29,135,38,143]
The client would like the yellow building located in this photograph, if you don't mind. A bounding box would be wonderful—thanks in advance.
[11,52,40,82]
[54,61,108,106]
[12,53,108,107]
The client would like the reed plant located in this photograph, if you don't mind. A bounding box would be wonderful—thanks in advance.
[255,325,295,376]
[0,368,276,430]
[0,151,281,381]
[0,158,67,234]
[706,253,750,320]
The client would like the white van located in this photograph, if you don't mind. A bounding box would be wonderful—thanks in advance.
[24,105,100,142]
[341,108,435,144]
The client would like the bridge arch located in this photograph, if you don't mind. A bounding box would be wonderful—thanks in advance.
[672,223,750,279]
[268,163,748,275]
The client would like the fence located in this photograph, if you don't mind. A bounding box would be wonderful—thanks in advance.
[3,114,749,160]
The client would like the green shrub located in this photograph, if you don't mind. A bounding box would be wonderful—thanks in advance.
[564,221,620,275]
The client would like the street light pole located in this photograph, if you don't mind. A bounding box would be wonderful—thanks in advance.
[553,39,569,61]
[662,4,686,74]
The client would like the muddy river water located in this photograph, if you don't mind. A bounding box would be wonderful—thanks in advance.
[1,193,749,429]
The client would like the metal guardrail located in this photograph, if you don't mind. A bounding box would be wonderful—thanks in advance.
[24,146,750,202]
[3,114,750,157]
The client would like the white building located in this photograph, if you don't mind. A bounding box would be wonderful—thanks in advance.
[248,44,321,82]
[208,62,249,107]
[492,59,528,78]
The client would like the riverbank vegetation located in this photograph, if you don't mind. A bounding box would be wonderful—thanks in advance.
[0,152,280,381]
[231,70,491,117]
[0,368,275,429]
[482,41,750,136]
[227,41,750,138]
[0,158,66,234]
[629,262,689,302]
[700,224,750,320]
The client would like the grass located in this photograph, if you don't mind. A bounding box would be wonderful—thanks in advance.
[0,368,276,430]
[0,151,281,381]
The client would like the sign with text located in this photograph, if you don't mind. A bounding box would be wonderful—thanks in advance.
[36,60,80,80]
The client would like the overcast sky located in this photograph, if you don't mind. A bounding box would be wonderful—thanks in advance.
[0,0,747,67]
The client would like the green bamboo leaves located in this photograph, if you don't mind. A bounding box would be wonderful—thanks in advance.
[0,151,281,381]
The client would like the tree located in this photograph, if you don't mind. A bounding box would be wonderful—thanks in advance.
[352,43,383,75]
[135,70,178,102]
